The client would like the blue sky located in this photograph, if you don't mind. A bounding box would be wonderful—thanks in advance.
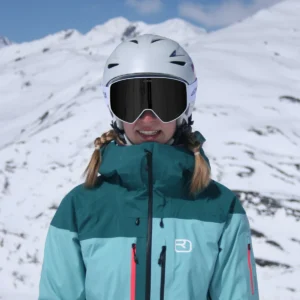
[1,0,282,43]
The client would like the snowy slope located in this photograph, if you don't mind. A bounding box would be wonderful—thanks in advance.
[0,0,300,299]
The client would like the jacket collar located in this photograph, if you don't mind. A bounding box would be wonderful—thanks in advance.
[99,131,208,199]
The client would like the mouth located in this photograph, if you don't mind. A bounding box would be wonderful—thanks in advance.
[137,130,162,140]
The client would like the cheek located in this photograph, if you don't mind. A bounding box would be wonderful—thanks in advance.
[123,123,135,137]
[123,123,131,131]
[164,122,177,136]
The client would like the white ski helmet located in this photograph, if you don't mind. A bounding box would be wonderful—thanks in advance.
[102,34,198,132]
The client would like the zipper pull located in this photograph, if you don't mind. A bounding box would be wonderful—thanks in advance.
[132,244,139,264]
[160,218,164,228]
[158,246,166,265]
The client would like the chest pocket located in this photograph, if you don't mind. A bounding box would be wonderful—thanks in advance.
[162,219,221,300]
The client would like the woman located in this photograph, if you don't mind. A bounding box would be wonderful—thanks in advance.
[39,34,259,300]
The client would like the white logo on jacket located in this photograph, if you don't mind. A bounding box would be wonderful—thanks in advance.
[175,239,192,253]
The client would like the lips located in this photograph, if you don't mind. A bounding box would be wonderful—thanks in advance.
[138,130,159,136]
[137,130,161,140]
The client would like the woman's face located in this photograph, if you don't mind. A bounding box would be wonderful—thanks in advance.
[123,111,176,144]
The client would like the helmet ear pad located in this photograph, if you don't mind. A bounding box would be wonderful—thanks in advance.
[176,101,195,127]
[116,119,124,130]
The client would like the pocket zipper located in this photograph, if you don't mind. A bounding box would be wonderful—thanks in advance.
[247,243,255,295]
[131,244,137,300]
[158,246,167,300]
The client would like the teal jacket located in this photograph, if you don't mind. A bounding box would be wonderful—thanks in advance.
[39,133,259,300]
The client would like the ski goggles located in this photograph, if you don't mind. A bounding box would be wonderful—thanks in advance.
[102,77,197,123]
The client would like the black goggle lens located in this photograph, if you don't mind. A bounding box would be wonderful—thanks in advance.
[110,78,187,123]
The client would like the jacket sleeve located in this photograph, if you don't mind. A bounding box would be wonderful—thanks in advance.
[208,197,259,300]
[39,190,86,300]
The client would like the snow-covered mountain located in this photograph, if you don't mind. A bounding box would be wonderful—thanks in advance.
[0,36,12,48]
[0,0,300,299]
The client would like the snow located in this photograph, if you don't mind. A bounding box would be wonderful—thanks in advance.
[0,0,299,299]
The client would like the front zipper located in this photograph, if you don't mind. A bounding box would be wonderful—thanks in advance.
[158,246,167,300]
[247,243,255,295]
[131,244,137,300]
[145,150,153,300]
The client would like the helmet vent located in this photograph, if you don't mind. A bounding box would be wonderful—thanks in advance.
[170,61,186,66]
[108,63,119,69]
[151,38,163,43]
[130,40,138,44]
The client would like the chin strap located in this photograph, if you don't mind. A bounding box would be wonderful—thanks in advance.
[110,116,194,146]
[110,121,127,144]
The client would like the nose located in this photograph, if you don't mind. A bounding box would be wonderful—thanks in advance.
[139,110,157,121]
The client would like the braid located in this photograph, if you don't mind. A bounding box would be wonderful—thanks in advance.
[184,131,211,195]
[83,130,123,188]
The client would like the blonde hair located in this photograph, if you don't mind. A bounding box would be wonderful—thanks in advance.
[83,130,211,194]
